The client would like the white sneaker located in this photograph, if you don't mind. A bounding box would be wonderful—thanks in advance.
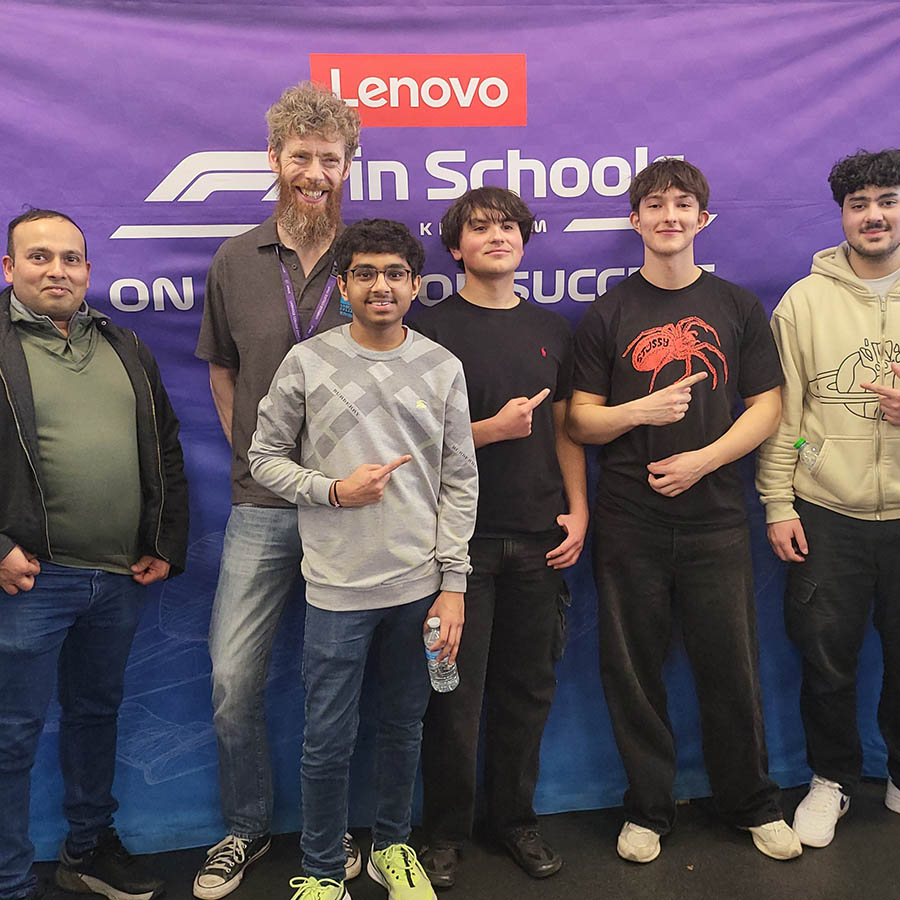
[886,779,900,814]
[792,775,849,847]
[616,822,660,863]
[747,819,802,859]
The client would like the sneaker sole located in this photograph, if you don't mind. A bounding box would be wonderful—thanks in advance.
[366,858,436,900]
[345,853,362,881]
[792,803,849,849]
[192,839,271,900]
[55,868,163,900]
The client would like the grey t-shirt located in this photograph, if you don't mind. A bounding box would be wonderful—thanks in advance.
[195,216,352,505]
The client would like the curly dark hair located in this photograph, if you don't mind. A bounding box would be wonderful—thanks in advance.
[7,208,86,258]
[629,158,709,212]
[440,186,534,270]
[333,219,425,277]
[828,149,900,206]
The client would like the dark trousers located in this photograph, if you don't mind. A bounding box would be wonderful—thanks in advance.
[421,533,565,846]
[593,510,782,835]
[786,499,900,794]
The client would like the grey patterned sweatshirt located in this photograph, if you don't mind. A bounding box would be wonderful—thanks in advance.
[249,324,478,611]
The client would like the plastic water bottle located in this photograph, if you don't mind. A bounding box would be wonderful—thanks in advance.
[424,616,459,692]
[794,438,819,471]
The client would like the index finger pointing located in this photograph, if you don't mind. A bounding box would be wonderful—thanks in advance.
[526,387,552,410]
[678,372,709,387]
[380,455,412,475]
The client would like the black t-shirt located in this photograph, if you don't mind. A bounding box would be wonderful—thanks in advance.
[574,270,783,526]
[410,293,573,536]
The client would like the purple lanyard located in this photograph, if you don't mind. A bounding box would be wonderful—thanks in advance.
[275,246,337,343]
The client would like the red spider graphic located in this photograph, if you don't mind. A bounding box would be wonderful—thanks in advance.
[623,316,728,393]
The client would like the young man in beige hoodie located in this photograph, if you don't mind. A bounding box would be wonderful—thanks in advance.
[757,148,900,849]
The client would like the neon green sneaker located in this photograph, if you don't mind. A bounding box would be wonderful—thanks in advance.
[366,845,436,899]
[287,875,350,900]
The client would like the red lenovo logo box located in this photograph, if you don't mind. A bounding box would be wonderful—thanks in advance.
[310,54,527,127]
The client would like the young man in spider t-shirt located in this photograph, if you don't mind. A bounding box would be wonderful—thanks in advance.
[569,158,801,864]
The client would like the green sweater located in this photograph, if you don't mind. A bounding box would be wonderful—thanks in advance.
[11,295,141,572]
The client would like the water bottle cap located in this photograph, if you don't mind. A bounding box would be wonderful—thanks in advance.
[426,616,441,628]
[794,438,807,449]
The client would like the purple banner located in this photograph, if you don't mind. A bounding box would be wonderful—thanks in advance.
[2,0,897,855]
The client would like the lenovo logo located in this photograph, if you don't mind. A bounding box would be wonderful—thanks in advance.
[310,53,527,127]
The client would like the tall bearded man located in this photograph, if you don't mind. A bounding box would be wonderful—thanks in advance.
[193,82,361,900]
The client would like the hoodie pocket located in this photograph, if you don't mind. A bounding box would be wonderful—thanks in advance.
[882,433,900,509]
[799,436,876,512]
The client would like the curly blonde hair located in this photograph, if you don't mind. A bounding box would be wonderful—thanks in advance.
[266,81,360,162]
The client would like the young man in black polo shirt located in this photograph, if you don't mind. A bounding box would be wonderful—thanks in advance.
[569,158,800,863]
[412,186,588,886]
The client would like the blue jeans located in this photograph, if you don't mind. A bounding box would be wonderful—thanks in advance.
[0,562,145,900]
[300,594,435,881]
[208,505,302,838]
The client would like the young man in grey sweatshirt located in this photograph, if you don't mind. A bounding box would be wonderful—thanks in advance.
[248,219,478,900]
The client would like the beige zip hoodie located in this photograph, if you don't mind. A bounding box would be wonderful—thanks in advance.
[757,243,900,522]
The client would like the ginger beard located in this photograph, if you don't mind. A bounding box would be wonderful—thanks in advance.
[274,169,343,247]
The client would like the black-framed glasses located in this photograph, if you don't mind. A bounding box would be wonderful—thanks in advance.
[346,265,412,286]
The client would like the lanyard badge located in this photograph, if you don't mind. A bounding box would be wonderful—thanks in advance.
[275,246,337,343]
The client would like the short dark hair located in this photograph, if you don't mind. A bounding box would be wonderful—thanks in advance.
[333,219,425,277]
[440,186,534,270]
[629,158,710,212]
[828,149,900,206]
[6,208,87,258]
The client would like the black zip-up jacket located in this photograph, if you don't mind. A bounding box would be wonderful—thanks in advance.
[0,287,188,575]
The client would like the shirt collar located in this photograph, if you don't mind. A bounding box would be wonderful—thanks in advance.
[10,290,93,334]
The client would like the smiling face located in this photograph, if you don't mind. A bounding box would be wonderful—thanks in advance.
[630,187,709,260]
[2,217,90,330]
[842,184,900,273]
[449,210,525,278]
[268,132,349,246]
[338,252,421,342]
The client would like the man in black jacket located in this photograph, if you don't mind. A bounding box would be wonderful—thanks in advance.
[0,209,188,900]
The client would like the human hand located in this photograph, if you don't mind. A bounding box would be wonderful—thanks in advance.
[632,372,708,426]
[647,447,714,496]
[0,545,40,594]
[131,556,171,584]
[546,509,589,569]
[425,591,464,663]
[766,519,808,563]
[335,456,412,507]
[491,388,552,441]
[860,362,900,425]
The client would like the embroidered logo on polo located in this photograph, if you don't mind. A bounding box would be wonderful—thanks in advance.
[623,316,728,393]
